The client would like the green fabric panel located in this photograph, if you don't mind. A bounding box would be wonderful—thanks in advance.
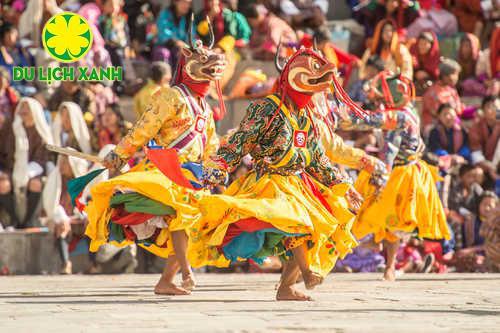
[109,192,176,216]
[68,168,106,207]
[254,232,287,259]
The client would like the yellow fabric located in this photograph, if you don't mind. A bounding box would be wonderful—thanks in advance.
[353,160,451,243]
[84,161,226,266]
[133,80,162,117]
[188,172,357,277]
[116,86,219,163]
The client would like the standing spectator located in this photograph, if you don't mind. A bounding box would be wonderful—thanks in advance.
[17,0,61,47]
[469,96,500,171]
[48,81,96,116]
[196,0,252,48]
[409,31,440,96]
[422,58,464,128]
[458,34,484,97]
[78,2,112,69]
[98,0,130,69]
[475,27,500,97]
[359,19,413,80]
[243,4,296,61]
[0,97,53,228]
[154,0,193,65]
[133,62,171,117]
[428,103,471,162]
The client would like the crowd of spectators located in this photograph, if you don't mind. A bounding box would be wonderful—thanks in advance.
[0,0,498,275]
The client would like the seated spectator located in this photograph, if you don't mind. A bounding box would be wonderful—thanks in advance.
[475,27,500,97]
[0,22,34,96]
[428,103,471,162]
[94,103,129,150]
[469,96,500,172]
[52,102,92,154]
[409,31,440,96]
[335,235,385,273]
[480,200,500,272]
[0,67,19,126]
[453,0,499,36]
[243,4,296,61]
[354,0,420,39]
[422,58,463,128]
[0,97,53,228]
[88,82,117,117]
[98,0,130,69]
[43,153,89,274]
[455,191,498,272]
[196,0,252,48]
[311,28,360,87]
[349,55,385,107]
[133,62,171,117]
[359,19,413,80]
[48,81,96,116]
[154,0,192,65]
[458,34,483,96]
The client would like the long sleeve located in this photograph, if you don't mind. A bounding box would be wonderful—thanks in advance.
[157,10,185,45]
[305,143,348,187]
[428,128,447,156]
[399,44,413,80]
[382,130,402,170]
[215,101,270,170]
[114,88,177,159]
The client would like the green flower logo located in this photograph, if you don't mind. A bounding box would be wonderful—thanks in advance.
[42,12,93,63]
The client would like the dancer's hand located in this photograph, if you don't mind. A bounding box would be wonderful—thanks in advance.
[346,187,363,213]
[102,150,125,172]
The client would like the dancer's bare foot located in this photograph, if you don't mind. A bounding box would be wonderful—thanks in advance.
[154,280,191,295]
[303,270,323,290]
[181,274,196,291]
[383,266,396,281]
[276,285,312,301]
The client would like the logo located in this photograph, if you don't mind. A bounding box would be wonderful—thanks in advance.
[293,130,307,148]
[194,115,207,133]
[42,12,93,63]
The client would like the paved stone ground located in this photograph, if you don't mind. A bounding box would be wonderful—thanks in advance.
[0,273,499,333]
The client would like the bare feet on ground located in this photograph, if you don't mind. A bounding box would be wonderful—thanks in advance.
[181,274,196,291]
[303,270,323,290]
[154,279,191,295]
[276,285,312,301]
[383,267,396,281]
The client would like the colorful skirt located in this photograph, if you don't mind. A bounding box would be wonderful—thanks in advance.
[188,171,357,277]
[85,160,220,262]
[353,160,451,243]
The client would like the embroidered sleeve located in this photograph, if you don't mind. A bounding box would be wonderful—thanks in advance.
[213,99,271,170]
[115,88,178,160]
[306,142,349,187]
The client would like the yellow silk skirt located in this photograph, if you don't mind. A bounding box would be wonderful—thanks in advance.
[85,161,225,266]
[353,160,451,243]
[188,171,357,277]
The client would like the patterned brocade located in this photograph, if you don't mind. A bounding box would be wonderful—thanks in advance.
[216,95,347,187]
[114,87,219,163]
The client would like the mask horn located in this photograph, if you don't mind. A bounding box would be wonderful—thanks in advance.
[188,12,197,50]
[274,37,286,73]
[313,37,319,51]
[206,15,215,49]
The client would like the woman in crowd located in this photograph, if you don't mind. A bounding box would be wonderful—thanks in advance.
[52,101,92,155]
[457,34,483,96]
[0,97,53,228]
[428,103,471,163]
[422,58,464,129]
[154,0,192,65]
[455,191,498,272]
[409,31,440,96]
[94,103,129,150]
[196,0,252,48]
[475,27,500,97]
[98,0,130,69]
[360,19,413,80]
[0,67,18,125]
